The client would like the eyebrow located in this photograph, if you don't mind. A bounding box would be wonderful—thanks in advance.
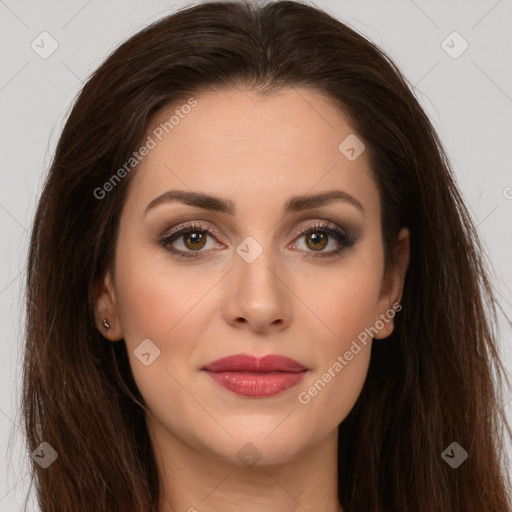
[143,189,365,217]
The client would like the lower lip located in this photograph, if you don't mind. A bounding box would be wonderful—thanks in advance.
[204,371,307,397]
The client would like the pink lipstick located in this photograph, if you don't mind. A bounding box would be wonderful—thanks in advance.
[202,354,308,397]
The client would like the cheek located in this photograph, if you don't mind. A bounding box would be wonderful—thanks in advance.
[114,244,208,342]
[296,257,383,348]
[296,342,371,441]
[291,257,382,429]
[295,290,375,437]
[113,256,205,434]
[113,246,218,396]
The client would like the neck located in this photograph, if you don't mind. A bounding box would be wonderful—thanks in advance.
[148,417,344,512]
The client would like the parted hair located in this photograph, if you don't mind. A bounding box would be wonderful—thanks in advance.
[20,1,511,510]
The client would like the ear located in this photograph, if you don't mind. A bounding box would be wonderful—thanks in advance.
[92,270,123,342]
[374,227,410,340]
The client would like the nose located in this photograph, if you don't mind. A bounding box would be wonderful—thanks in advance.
[220,246,293,334]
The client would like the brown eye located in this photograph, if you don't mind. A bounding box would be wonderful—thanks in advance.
[181,230,207,251]
[159,222,220,258]
[304,232,328,251]
[293,222,355,259]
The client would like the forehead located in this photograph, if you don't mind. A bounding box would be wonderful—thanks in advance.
[127,87,380,222]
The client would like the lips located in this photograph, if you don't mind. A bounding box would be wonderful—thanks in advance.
[202,354,308,398]
[202,354,307,373]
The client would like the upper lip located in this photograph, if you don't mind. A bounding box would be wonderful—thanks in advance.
[202,354,307,373]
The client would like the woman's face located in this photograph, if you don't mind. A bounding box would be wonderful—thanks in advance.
[95,87,409,466]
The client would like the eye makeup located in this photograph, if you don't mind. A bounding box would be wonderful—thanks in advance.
[155,218,359,260]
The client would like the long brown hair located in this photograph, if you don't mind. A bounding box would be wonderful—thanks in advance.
[19,1,511,510]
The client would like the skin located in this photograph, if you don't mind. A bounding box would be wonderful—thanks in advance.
[94,87,410,512]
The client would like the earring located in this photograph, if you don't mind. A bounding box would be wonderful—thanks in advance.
[102,318,110,330]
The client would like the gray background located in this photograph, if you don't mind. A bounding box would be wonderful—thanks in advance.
[1,0,511,509]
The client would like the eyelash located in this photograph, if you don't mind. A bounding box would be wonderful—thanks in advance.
[157,221,355,260]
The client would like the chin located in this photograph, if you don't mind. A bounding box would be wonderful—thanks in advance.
[202,428,309,467]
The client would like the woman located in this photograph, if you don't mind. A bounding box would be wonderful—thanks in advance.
[21,1,511,510]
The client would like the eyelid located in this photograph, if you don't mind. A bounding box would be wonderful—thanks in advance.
[157,218,355,260]
[293,220,347,238]
[158,219,347,243]
[158,220,226,244]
